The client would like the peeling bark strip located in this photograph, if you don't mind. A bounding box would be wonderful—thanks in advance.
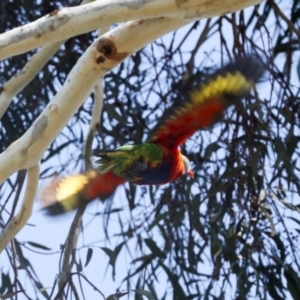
[120,0,156,10]
[96,38,128,62]
[37,12,71,37]
[13,15,71,42]
[31,115,48,144]
[19,116,48,160]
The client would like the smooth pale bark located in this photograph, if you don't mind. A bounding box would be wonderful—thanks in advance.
[0,0,264,60]
[0,0,94,119]
[0,42,62,119]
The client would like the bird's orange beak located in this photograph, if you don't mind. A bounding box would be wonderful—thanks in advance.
[187,169,194,178]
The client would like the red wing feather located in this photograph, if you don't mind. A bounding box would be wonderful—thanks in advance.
[147,57,265,149]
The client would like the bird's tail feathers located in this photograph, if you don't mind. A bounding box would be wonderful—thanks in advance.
[40,170,125,215]
[40,171,96,215]
[95,150,130,173]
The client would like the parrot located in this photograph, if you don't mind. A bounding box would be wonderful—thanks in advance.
[41,56,265,215]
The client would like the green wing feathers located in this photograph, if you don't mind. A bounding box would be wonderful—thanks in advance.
[95,143,163,178]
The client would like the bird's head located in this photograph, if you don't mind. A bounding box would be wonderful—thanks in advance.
[182,155,194,178]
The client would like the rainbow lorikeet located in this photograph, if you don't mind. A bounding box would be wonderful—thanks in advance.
[41,56,265,215]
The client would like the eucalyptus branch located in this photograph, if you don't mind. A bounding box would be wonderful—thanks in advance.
[83,26,109,169]
[0,164,40,253]
[83,82,104,169]
[0,0,94,119]
[0,42,61,119]
[0,0,263,60]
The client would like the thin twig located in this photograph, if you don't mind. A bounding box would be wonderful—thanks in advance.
[71,272,106,299]
[83,81,105,169]
[268,0,300,40]
[57,25,109,300]
[0,164,40,253]
[56,205,84,300]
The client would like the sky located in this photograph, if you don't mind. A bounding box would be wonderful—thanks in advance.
[1,2,299,299]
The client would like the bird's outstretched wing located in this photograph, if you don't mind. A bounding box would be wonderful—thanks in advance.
[147,57,265,149]
[41,56,265,215]
[41,170,125,215]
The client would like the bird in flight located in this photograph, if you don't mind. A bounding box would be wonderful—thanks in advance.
[41,56,265,215]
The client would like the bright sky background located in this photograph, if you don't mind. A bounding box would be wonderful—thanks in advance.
[1,2,298,299]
